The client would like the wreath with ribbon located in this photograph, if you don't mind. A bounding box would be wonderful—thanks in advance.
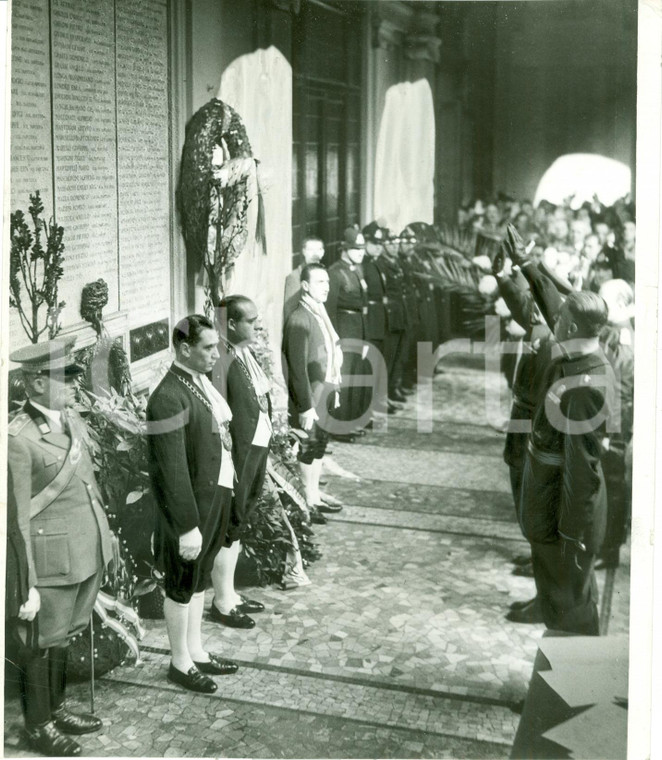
[178,98,266,308]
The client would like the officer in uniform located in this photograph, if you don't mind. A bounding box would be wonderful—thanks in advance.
[325,226,370,437]
[375,233,408,404]
[506,225,613,635]
[361,222,389,417]
[7,338,114,757]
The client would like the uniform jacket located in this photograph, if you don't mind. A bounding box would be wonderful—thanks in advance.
[5,468,30,618]
[518,264,613,554]
[375,255,406,332]
[147,364,231,540]
[326,259,367,340]
[215,343,272,471]
[362,257,386,341]
[520,351,612,554]
[7,401,113,588]
[282,303,330,415]
[283,265,303,324]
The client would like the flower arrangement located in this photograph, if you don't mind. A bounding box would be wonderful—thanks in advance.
[9,191,65,343]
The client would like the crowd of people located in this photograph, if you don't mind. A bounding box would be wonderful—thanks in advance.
[5,193,635,756]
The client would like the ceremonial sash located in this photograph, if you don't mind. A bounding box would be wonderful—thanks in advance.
[30,440,85,520]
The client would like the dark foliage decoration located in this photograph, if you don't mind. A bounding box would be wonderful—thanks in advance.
[9,191,65,343]
[409,226,499,339]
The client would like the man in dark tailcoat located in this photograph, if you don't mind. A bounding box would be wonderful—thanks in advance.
[282,263,343,514]
[7,338,114,756]
[506,225,614,635]
[209,296,272,629]
[147,315,238,694]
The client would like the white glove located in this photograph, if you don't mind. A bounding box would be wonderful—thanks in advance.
[299,408,319,432]
[179,527,203,561]
[18,587,41,622]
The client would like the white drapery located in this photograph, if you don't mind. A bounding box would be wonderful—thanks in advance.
[217,47,292,385]
[373,79,435,235]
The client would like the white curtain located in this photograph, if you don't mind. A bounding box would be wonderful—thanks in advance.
[373,79,435,234]
[217,47,292,388]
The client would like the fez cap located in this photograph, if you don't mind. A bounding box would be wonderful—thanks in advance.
[10,336,84,376]
[341,226,365,250]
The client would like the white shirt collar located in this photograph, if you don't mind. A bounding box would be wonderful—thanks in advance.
[30,400,64,431]
[173,359,203,387]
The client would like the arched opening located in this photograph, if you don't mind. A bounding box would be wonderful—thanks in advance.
[533,153,631,209]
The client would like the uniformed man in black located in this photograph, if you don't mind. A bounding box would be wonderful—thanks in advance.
[506,225,614,635]
[326,226,370,437]
[375,234,408,404]
[361,222,391,418]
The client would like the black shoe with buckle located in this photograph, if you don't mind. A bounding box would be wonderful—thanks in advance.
[512,563,534,578]
[505,598,544,624]
[52,706,102,735]
[193,654,239,676]
[25,721,82,757]
[209,601,256,629]
[509,596,538,611]
[167,663,217,693]
[236,596,265,614]
[315,502,343,514]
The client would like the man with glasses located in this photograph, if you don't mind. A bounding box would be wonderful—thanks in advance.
[7,338,114,756]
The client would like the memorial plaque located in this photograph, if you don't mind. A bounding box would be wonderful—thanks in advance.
[9,0,53,346]
[51,0,119,323]
[116,0,171,326]
[10,0,52,212]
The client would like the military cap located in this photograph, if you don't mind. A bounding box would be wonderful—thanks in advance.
[362,221,390,244]
[341,226,365,250]
[10,336,84,376]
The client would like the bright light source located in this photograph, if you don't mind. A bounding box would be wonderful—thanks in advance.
[534,153,631,209]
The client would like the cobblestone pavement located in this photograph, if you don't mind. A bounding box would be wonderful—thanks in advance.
[4,359,630,758]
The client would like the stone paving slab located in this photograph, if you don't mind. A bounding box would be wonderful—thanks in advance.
[333,504,526,542]
[330,443,511,493]
[323,476,515,521]
[360,417,507,455]
[137,522,545,705]
[4,680,510,759]
[100,649,520,745]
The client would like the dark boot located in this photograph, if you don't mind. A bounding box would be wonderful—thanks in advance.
[49,647,102,735]
[20,650,81,757]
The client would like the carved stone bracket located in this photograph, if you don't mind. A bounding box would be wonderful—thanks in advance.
[372,1,441,62]
[269,0,301,13]
[403,33,442,63]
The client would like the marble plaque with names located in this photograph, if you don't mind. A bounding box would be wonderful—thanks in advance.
[116,0,170,326]
[9,0,54,346]
[10,0,52,212]
[51,0,119,323]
